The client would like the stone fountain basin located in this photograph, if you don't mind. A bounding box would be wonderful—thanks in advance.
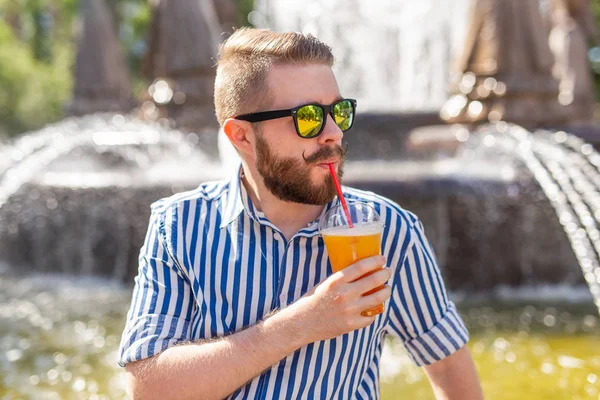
[0,154,581,292]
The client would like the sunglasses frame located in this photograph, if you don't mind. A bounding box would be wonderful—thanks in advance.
[235,98,357,138]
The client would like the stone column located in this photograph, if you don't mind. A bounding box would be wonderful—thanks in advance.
[213,0,238,34]
[68,0,134,116]
[143,0,222,131]
[441,0,565,127]
[548,0,599,124]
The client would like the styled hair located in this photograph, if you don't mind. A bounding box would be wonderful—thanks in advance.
[214,27,334,126]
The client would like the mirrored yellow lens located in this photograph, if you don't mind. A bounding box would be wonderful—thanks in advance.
[333,100,354,131]
[296,105,324,137]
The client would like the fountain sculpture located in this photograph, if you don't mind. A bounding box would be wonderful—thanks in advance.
[142,0,221,131]
[548,0,600,124]
[440,0,564,126]
[67,0,134,116]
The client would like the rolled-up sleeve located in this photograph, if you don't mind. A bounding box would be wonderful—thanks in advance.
[387,219,469,367]
[118,204,196,367]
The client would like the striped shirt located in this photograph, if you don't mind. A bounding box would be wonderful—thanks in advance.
[118,165,469,399]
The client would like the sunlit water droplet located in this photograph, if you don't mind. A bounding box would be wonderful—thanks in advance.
[6,348,23,362]
[72,377,86,392]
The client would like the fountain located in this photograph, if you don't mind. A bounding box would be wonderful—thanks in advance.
[2,1,600,399]
[0,114,222,281]
[247,0,600,303]
[0,0,599,297]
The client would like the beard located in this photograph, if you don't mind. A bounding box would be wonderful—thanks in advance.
[254,133,346,205]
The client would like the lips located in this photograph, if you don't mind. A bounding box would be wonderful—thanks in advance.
[316,159,339,165]
[316,160,339,170]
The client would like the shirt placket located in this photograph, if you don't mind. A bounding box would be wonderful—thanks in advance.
[256,230,296,400]
[273,233,294,309]
[275,233,321,308]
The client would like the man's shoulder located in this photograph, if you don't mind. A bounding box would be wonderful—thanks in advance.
[341,185,419,227]
[149,179,231,215]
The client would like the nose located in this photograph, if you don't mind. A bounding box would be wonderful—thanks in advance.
[317,113,343,145]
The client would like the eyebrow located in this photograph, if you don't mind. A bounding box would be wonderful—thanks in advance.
[290,97,344,108]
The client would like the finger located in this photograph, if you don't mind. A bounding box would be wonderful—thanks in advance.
[346,267,391,296]
[355,285,392,310]
[351,315,378,329]
[335,255,386,283]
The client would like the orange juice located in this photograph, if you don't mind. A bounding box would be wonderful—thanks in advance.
[322,223,385,317]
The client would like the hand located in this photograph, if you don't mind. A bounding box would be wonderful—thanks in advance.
[281,255,392,345]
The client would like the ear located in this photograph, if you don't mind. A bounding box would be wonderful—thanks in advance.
[222,118,255,158]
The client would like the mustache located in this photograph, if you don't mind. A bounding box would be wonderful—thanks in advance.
[301,143,348,164]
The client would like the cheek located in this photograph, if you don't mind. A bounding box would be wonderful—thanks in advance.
[267,140,289,157]
[274,139,311,159]
[262,122,317,159]
[265,121,299,148]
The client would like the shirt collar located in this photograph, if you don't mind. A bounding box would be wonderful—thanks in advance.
[220,163,250,228]
[220,163,342,236]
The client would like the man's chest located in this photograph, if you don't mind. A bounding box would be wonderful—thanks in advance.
[184,227,330,339]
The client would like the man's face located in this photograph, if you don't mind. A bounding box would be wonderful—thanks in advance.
[252,64,347,205]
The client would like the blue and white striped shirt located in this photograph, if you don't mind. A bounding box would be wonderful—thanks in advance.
[119,165,469,399]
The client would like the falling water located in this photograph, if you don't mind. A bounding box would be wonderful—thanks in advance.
[0,114,217,210]
[473,123,600,314]
[0,114,221,280]
[252,0,471,112]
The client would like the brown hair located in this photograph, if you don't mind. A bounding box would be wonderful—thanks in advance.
[214,27,334,126]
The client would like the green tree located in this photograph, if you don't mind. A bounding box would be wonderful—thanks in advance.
[235,0,255,27]
[0,10,72,136]
[0,0,256,138]
[0,0,151,137]
[592,0,600,101]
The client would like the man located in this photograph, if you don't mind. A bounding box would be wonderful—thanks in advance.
[119,28,484,399]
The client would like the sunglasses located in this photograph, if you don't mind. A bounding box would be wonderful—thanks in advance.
[235,98,357,138]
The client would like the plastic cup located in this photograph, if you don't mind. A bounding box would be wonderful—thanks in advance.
[319,202,385,317]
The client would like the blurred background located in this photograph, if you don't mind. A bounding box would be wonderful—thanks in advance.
[1,0,600,399]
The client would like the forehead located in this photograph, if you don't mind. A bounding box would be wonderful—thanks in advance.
[266,64,342,109]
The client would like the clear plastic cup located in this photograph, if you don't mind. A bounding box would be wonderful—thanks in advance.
[319,202,385,317]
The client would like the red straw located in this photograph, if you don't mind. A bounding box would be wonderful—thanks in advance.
[328,163,353,228]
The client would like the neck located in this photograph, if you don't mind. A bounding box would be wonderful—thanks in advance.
[240,163,325,240]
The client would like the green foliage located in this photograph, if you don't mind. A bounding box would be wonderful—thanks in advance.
[592,0,600,101]
[0,0,77,136]
[0,20,72,136]
[0,0,152,137]
[0,0,255,138]
[234,0,255,27]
